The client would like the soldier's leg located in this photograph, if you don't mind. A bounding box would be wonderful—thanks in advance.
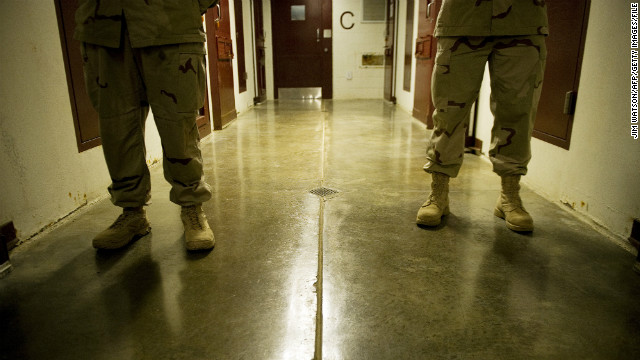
[488,35,547,232]
[81,32,152,249]
[487,35,547,176]
[138,42,211,206]
[418,37,491,226]
[140,42,214,250]
[424,37,492,178]
[81,36,151,208]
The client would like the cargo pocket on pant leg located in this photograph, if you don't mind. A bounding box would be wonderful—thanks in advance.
[432,37,455,114]
[80,42,103,114]
[176,42,207,113]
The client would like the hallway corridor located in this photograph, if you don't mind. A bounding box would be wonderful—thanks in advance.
[2,100,640,359]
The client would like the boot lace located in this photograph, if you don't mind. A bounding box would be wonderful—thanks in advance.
[504,190,523,208]
[185,206,204,230]
[109,209,143,229]
[502,176,524,209]
[428,180,447,206]
[109,213,129,229]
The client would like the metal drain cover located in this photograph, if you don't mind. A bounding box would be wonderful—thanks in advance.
[309,187,339,197]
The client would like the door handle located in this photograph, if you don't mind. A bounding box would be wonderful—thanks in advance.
[415,41,423,57]
[215,3,222,23]
[317,28,320,42]
[564,91,577,115]
[427,2,432,18]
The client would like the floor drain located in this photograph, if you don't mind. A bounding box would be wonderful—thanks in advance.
[309,187,339,197]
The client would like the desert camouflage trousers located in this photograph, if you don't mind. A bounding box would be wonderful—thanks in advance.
[81,27,211,207]
[424,35,547,178]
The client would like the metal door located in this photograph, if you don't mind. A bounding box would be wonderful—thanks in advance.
[271,0,332,99]
[206,0,238,130]
[54,0,101,151]
[412,0,440,128]
[533,0,590,149]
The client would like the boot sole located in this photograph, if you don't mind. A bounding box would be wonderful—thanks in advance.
[186,239,215,251]
[93,226,151,250]
[494,208,533,232]
[416,207,450,227]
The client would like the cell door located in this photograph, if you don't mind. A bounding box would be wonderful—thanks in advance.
[412,0,440,128]
[206,0,238,130]
[271,0,332,99]
[533,0,590,149]
[54,0,101,151]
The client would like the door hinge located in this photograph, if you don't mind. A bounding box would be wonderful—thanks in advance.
[563,91,577,115]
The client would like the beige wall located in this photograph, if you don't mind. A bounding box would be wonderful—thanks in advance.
[0,1,164,241]
[332,0,387,99]
[475,0,640,243]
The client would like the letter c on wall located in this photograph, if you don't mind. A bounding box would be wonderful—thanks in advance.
[341,11,354,30]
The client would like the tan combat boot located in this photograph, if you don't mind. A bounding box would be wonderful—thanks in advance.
[181,205,215,251]
[417,172,450,226]
[494,175,534,232]
[93,207,151,249]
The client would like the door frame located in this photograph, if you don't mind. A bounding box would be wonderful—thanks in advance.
[412,0,440,128]
[383,0,399,103]
[251,0,267,104]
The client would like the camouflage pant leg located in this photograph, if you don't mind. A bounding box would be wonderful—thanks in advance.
[487,35,547,176]
[81,37,151,208]
[137,42,212,206]
[82,32,211,207]
[424,37,491,177]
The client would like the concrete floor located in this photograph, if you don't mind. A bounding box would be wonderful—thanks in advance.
[2,100,640,359]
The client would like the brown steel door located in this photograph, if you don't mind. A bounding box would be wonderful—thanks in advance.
[206,0,238,130]
[412,0,439,128]
[271,0,332,99]
[253,0,267,104]
[383,0,397,102]
[533,1,589,149]
[55,0,101,151]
